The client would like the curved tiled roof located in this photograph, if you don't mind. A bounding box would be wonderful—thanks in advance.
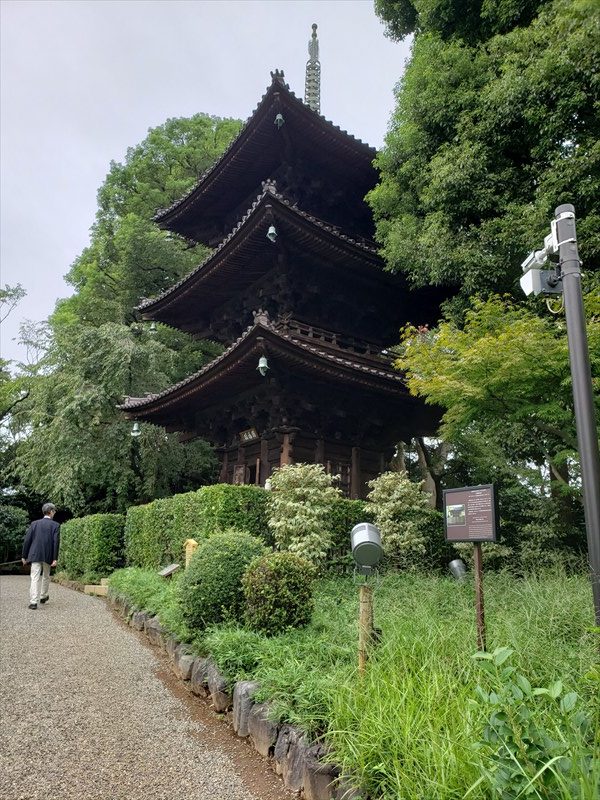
[137,182,382,315]
[154,72,375,225]
[119,315,405,415]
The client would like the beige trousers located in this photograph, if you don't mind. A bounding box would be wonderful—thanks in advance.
[29,562,50,605]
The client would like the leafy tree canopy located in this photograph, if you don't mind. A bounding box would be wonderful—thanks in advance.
[5,113,241,515]
[371,0,599,313]
[56,114,241,329]
[396,283,599,487]
[9,322,218,514]
[0,283,26,324]
[375,0,546,42]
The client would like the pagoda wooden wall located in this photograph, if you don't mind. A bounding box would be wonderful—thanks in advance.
[217,430,390,499]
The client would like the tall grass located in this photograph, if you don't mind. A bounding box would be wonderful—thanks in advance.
[110,566,598,798]
[324,572,597,799]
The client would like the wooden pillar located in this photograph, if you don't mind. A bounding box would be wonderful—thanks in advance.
[379,451,387,474]
[315,438,325,467]
[350,446,361,499]
[260,437,269,485]
[219,449,228,483]
[281,432,293,466]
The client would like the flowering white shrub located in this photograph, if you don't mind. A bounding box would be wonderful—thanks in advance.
[268,463,341,566]
[367,471,431,569]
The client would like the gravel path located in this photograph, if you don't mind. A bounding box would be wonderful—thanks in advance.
[0,575,283,800]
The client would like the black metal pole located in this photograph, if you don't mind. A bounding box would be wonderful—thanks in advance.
[554,204,600,626]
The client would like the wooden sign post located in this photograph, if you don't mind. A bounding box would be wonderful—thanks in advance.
[358,582,374,676]
[443,485,499,652]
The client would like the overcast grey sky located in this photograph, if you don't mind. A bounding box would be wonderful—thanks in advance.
[1,0,411,365]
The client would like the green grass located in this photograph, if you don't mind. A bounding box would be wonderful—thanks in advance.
[108,567,191,641]
[109,567,599,798]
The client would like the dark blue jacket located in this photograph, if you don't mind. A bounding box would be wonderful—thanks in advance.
[22,517,60,564]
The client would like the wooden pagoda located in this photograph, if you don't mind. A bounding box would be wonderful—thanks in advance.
[120,59,443,498]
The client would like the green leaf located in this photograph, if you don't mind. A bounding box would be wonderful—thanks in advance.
[560,692,578,713]
[492,646,513,667]
[510,684,523,701]
[473,651,494,661]
[549,680,563,699]
[515,674,532,697]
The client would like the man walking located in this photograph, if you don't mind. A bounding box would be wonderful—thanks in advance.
[22,503,60,610]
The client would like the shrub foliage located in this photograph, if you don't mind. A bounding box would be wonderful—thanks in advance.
[197,484,270,543]
[180,529,265,630]
[0,505,28,567]
[268,464,342,566]
[60,513,124,579]
[243,551,316,635]
[124,484,270,568]
[367,471,433,569]
[327,498,374,571]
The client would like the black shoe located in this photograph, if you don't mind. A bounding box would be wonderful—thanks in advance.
[28,603,37,610]
[40,596,49,604]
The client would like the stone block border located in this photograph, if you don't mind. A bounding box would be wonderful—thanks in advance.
[106,590,365,800]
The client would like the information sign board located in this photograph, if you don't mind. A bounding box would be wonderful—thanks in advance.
[443,484,499,543]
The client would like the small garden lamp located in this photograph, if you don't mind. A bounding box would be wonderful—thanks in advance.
[449,558,468,581]
[351,522,383,577]
[350,522,383,674]
[131,422,141,438]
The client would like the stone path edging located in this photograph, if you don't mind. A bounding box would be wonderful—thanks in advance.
[107,590,363,800]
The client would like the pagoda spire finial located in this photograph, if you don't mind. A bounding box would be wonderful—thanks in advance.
[304,23,321,114]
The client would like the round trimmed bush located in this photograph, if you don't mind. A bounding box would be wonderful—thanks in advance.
[242,551,316,636]
[181,530,266,630]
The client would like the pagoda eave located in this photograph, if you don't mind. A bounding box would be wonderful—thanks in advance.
[137,186,394,330]
[153,74,377,244]
[119,318,436,440]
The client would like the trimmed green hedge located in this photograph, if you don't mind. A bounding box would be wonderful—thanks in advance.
[60,513,124,580]
[124,484,270,569]
[327,498,374,570]
[197,485,270,542]
[124,492,198,569]
[124,490,375,571]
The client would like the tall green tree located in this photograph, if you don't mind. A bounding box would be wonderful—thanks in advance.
[371,0,599,560]
[395,284,599,559]
[8,114,242,515]
[9,322,219,515]
[371,0,599,311]
[55,114,241,329]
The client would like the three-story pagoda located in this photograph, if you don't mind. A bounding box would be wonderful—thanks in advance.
[121,31,443,497]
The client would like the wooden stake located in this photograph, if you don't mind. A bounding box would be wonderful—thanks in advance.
[473,542,486,651]
[358,583,374,675]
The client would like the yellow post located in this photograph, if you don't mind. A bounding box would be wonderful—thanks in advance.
[184,538,198,568]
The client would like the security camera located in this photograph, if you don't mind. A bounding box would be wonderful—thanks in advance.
[520,268,562,297]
